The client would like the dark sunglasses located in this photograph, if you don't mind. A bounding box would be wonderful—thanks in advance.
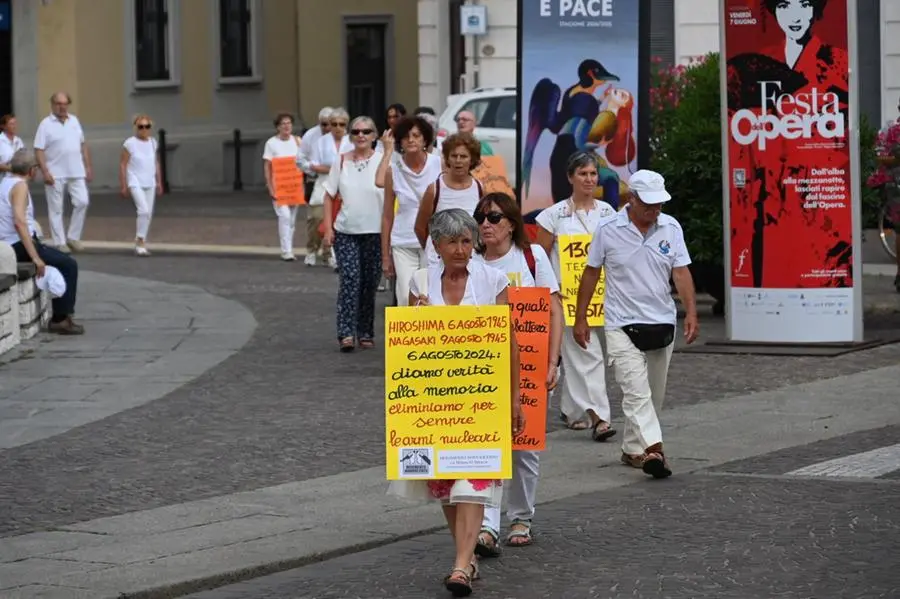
[474,211,505,225]
[136,124,152,130]
[350,128,373,136]
[331,121,347,127]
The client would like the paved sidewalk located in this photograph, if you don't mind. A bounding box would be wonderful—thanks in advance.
[0,272,257,449]
[1,361,898,597]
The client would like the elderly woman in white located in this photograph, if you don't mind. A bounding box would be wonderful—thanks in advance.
[379,115,443,305]
[308,107,352,268]
[0,114,25,179]
[534,151,617,441]
[391,208,524,596]
[262,112,303,261]
[321,116,391,352]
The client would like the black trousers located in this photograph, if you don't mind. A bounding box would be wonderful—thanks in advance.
[11,237,78,322]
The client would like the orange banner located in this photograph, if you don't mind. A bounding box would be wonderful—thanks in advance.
[508,286,550,451]
[473,155,515,198]
[272,156,305,205]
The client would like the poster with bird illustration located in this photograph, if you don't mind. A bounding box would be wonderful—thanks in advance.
[518,0,640,221]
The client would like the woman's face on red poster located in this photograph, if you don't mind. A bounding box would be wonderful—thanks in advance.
[775,0,815,42]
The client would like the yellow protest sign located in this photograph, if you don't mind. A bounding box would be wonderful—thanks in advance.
[558,233,605,326]
[384,305,512,480]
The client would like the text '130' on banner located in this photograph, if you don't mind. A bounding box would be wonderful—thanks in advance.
[558,233,605,326]
[384,305,512,480]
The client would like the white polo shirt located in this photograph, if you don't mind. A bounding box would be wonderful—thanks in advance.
[586,209,691,328]
[33,113,86,179]
[0,134,25,180]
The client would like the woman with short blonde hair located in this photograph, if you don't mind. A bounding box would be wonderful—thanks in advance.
[119,114,162,256]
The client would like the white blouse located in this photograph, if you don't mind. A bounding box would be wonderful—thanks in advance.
[390,153,443,249]
[324,151,385,235]
[409,260,508,307]
[474,244,559,292]
[534,198,616,283]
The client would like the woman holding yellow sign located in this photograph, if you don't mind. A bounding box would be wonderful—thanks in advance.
[472,192,563,553]
[534,152,617,440]
[390,208,524,596]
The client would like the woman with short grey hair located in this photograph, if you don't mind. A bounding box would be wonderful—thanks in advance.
[309,107,352,268]
[321,115,391,352]
[0,149,83,334]
[388,207,525,595]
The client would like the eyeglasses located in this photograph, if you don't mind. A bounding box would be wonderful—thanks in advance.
[320,122,330,127]
[351,128,373,136]
[136,124,152,130]
[331,122,347,127]
[474,211,505,225]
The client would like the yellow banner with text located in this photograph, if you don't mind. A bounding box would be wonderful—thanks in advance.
[384,305,512,480]
[558,233,605,326]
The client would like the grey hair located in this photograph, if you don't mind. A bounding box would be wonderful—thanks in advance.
[429,208,481,248]
[330,107,350,122]
[566,151,597,175]
[10,149,37,175]
[350,115,378,137]
[318,106,334,121]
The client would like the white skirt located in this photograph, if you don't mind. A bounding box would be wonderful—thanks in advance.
[387,478,502,507]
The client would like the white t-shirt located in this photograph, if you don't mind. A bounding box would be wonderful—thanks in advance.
[123,136,158,188]
[409,259,508,307]
[474,244,559,292]
[33,113,86,179]
[0,135,24,180]
[390,153,443,248]
[425,175,483,266]
[323,151,385,235]
[534,199,616,283]
[586,209,692,328]
[262,135,301,161]
[310,134,353,206]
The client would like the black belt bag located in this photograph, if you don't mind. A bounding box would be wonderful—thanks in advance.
[621,323,675,352]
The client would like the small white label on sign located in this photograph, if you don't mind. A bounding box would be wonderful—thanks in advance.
[438,449,501,473]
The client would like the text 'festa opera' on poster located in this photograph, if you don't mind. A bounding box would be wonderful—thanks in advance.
[722,0,862,343]
[384,305,512,480]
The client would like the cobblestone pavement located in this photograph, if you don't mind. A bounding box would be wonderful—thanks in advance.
[1,254,899,538]
[185,474,900,599]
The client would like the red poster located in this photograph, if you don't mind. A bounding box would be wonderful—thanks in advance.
[724,0,852,289]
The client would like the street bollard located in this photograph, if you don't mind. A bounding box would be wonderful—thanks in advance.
[158,128,170,194]
[233,128,243,191]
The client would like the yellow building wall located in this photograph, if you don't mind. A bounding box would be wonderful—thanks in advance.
[297,0,419,127]
[181,0,214,120]
[35,0,79,121]
[263,0,300,116]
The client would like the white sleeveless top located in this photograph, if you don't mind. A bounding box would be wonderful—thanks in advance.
[425,175,483,266]
[0,175,36,244]
[390,153,443,249]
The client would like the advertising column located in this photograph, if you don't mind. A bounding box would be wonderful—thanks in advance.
[517,0,640,221]
[721,0,863,343]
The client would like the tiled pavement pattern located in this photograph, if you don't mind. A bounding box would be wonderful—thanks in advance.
[1,254,899,537]
[185,475,900,599]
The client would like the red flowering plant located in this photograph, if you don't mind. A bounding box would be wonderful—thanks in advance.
[866,121,900,188]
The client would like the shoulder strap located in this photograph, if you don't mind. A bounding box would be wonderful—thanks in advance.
[475,178,484,197]
[294,135,302,148]
[431,175,442,216]
[523,245,537,280]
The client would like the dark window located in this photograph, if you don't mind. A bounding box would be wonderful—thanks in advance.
[493,96,517,129]
[449,0,465,94]
[135,0,170,81]
[346,23,387,128]
[649,0,675,66]
[220,0,253,78]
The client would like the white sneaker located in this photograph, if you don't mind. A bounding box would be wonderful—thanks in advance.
[67,239,84,253]
[135,246,151,257]
[327,249,337,270]
[55,244,71,254]
[281,252,296,261]
[303,253,317,266]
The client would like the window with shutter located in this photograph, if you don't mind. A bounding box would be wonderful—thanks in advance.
[135,0,170,82]
[649,0,675,67]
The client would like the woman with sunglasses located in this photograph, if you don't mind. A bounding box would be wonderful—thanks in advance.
[534,152,617,440]
[471,192,563,554]
[119,114,162,257]
[413,133,485,266]
[321,116,391,352]
[309,107,353,268]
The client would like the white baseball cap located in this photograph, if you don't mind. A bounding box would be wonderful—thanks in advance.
[628,169,671,205]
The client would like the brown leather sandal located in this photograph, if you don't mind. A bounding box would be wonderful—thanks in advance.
[444,564,475,596]
[642,451,672,479]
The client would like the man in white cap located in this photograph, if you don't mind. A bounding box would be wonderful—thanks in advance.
[573,169,698,478]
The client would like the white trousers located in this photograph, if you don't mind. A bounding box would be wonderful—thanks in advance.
[559,326,611,422]
[392,246,426,307]
[45,177,89,246]
[271,201,299,254]
[605,327,674,455]
[482,450,540,534]
[129,186,156,240]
